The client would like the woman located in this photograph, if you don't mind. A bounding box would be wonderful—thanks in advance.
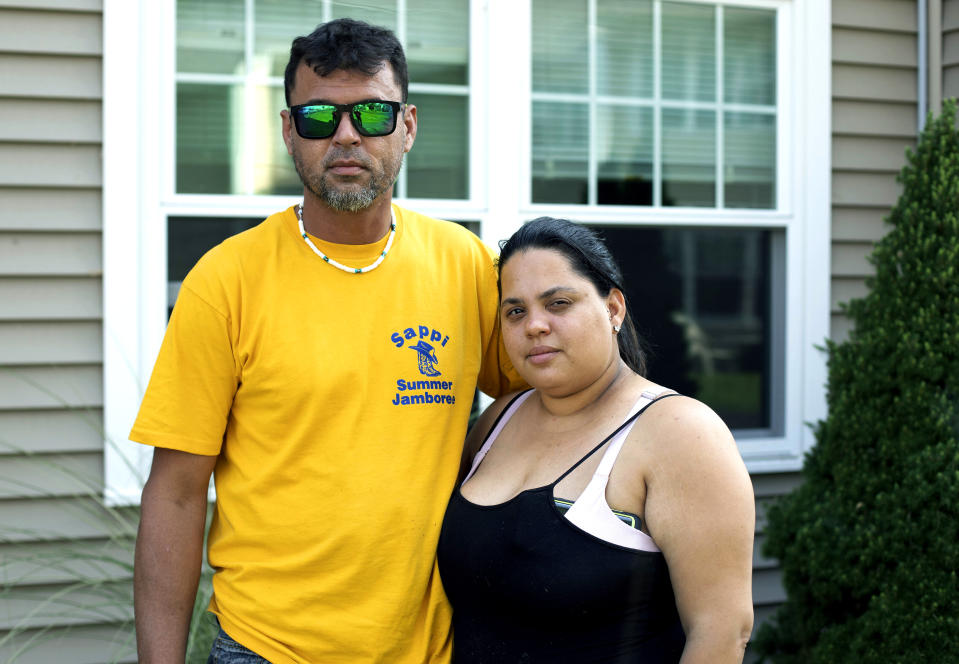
[437,217,755,663]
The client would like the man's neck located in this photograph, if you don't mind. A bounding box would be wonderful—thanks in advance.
[300,193,394,245]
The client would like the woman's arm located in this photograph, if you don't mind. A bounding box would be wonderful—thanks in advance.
[640,397,756,663]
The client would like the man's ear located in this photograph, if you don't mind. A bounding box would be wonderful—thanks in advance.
[281,109,295,156]
[402,104,417,153]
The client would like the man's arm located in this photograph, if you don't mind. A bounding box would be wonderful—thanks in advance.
[134,447,218,664]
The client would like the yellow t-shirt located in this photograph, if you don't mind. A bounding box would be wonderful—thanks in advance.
[130,205,523,663]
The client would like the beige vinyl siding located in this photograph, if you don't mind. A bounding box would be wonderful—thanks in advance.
[944,0,959,98]
[744,473,801,660]
[0,1,136,662]
[831,0,917,343]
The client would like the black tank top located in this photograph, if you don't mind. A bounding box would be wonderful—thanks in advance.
[437,394,685,663]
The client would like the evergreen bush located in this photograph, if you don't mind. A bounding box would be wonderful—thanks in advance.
[754,99,959,662]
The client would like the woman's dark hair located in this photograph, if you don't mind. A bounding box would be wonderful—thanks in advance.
[498,216,647,376]
[284,18,409,106]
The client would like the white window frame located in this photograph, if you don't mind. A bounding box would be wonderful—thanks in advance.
[103,0,829,504]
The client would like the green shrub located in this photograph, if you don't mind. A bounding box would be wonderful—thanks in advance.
[753,100,959,662]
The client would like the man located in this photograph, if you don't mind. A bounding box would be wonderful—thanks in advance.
[132,19,522,663]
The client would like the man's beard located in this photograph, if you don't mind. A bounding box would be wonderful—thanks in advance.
[292,146,403,213]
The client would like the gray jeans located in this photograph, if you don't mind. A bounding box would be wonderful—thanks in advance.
[207,627,272,664]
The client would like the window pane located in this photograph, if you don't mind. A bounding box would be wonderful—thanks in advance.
[167,216,260,312]
[407,0,469,85]
[662,108,715,207]
[255,0,325,78]
[332,0,395,30]
[725,112,775,209]
[177,83,240,194]
[724,7,776,106]
[661,2,715,102]
[406,93,468,199]
[177,0,245,74]
[532,0,588,94]
[253,86,301,196]
[532,101,588,204]
[593,225,772,430]
[597,0,653,98]
[597,104,653,205]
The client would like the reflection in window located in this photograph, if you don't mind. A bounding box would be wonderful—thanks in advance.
[724,7,776,106]
[725,112,776,208]
[661,2,715,102]
[532,0,588,94]
[532,101,588,204]
[532,0,776,209]
[176,83,238,194]
[662,108,715,207]
[253,85,301,196]
[406,94,468,199]
[167,216,260,312]
[596,105,653,206]
[177,0,244,75]
[407,0,469,85]
[592,225,772,430]
[596,0,653,98]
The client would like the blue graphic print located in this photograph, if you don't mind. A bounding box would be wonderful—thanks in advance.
[409,340,441,376]
[389,324,456,406]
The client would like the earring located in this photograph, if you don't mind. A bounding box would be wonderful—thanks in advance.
[613,324,621,333]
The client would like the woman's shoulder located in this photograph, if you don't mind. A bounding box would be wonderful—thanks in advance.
[632,390,739,466]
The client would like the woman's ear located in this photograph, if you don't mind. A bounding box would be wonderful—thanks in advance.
[606,288,627,327]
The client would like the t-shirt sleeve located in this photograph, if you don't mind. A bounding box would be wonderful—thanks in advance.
[129,271,240,456]
[477,319,526,398]
[473,242,527,398]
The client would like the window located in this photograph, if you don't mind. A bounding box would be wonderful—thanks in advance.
[531,0,777,209]
[103,0,829,503]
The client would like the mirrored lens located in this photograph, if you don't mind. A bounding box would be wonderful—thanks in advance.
[296,105,337,138]
[353,102,396,136]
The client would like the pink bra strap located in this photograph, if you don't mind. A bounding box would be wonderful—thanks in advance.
[463,390,535,483]
[594,389,669,477]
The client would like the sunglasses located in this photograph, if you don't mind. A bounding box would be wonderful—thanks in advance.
[289,100,405,139]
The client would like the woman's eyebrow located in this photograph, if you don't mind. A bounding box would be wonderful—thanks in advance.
[538,286,578,300]
[500,286,578,309]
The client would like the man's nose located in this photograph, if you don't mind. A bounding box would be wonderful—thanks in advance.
[332,111,361,145]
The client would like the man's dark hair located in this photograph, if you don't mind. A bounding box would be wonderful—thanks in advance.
[497,217,648,376]
[284,18,409,106]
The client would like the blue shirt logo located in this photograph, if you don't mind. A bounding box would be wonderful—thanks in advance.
[409,340,441,377]
[390,325,455,406]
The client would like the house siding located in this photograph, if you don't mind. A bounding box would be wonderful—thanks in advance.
[831,0,917,344]
[0,1,136,662]
[944,0,959,98]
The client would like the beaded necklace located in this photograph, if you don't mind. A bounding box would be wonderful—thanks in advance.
[297,202,397,274]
